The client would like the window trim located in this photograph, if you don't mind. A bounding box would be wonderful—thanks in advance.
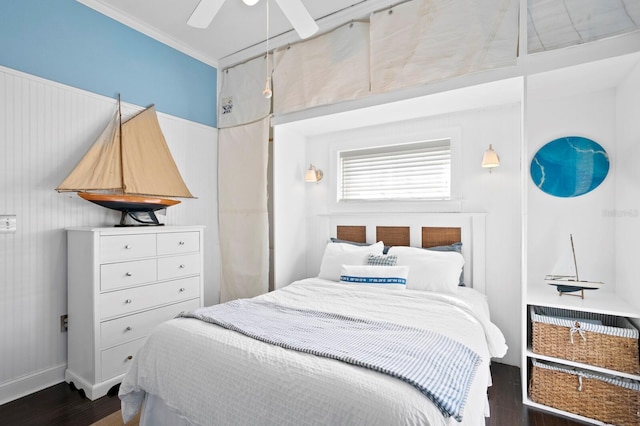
[338,139,452,202]
[327,126,462,214]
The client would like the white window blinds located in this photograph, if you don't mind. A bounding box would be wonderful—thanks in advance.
[339,140,451,201]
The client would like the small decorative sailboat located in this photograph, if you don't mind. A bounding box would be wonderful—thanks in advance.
[56,96,194,226]
[545,234,604,299]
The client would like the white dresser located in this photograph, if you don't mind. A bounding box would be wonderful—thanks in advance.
[64,226,204,400]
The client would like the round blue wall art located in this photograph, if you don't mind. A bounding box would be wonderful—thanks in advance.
[530,136,609,198]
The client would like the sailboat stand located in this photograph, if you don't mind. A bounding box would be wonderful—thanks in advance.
[56,95,194,226]
[77,192,180,226]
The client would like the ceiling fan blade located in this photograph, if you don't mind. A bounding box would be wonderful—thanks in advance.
[187,0,226,29]
[274,0,319,39]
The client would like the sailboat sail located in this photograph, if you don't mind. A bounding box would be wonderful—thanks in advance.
[56,99,194,226]
[56,104,193,198]
[56,109,123,192]
[121,106,193,198]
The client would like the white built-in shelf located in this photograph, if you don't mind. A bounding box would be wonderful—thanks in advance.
[524,284,640,425]
[527,285,640,318]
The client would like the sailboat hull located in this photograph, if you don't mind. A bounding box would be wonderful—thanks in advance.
[78,192,180,212]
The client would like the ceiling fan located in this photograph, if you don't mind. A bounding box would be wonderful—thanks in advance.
[187,0,320,39]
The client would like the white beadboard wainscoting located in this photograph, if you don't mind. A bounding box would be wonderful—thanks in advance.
[0,65,219,404]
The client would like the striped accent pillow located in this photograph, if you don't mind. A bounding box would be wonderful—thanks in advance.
[367,254,398,266]
[340,265,409,290]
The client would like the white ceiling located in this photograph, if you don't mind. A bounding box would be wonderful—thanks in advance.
[77,0,396,68]
[77,0,640,74]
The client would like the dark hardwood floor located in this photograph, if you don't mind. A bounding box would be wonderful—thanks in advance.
[0,382,121,426]
[0,363,588,426]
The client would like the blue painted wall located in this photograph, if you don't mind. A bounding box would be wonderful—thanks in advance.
[0,0,217,127]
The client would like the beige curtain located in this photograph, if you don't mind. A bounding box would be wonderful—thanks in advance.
[370,0,518,93]
[527,0,640,53]
[218,54,273,128]
[273,21,370,115]
[218,117,270,302]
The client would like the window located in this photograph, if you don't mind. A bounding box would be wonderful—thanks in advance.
[338,139,451,201]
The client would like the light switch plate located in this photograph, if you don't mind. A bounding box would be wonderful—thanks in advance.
[0,215,17,232]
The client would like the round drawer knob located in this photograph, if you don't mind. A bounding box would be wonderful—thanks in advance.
[179,264,186,269]
[179,241,185,245]
[126,355,133,361]
[179,287,186,292]
[125,245,132,250]
[125,299,132,304]
[125,272,133,277]
[125,326,132,332]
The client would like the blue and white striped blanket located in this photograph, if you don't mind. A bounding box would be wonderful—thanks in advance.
[179,299,481,422]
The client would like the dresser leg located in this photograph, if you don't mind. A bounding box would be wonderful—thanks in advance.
[107,383,121,397]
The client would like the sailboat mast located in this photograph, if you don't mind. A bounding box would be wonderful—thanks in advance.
[118,94,125,192]
[570,234,580,281]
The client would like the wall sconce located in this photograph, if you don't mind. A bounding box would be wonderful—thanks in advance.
[305,164,323,183]
[481,144,500,173]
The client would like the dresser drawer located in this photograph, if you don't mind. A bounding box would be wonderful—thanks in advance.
[158,254,201,280]
[100,298,200,349]
[100,234,156,263]
[100,276,201,319]
[157,232,200,256]
[101,337,146,381]
[100,259,157,291]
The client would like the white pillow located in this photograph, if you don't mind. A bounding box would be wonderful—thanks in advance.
[318,241,384,281]
[387,246,464,293]
[340,264,409,290]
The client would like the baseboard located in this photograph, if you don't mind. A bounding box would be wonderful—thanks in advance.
[65,369,123,401]
[0,364,66,405]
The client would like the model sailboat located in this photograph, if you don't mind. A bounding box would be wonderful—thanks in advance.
[56,96,194,226]
[545,234,604,298]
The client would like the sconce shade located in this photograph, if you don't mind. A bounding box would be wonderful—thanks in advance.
[243,0,260,5]
[305,164,323,183]
[305,168,316,182]
[481,144,500,170]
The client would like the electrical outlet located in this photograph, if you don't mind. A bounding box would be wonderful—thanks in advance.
[60,314,68,332]
[0,215,16,232]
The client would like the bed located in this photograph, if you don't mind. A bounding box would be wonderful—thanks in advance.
[119,217,507,426]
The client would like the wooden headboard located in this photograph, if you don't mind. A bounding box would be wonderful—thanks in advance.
[329,213,486,292]
[337,225,462,248]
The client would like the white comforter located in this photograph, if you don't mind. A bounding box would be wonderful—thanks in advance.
[119,278,507,426]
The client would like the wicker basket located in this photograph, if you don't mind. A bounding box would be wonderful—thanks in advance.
[529,360,640,426]
[531,306,640,374]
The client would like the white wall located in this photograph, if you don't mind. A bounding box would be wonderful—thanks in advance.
[272,125,308,289]
[0,66,220,404]
[298,103,522,366]
[273,53,640,372]
[615,60,640,310]
[526,88,617,290]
